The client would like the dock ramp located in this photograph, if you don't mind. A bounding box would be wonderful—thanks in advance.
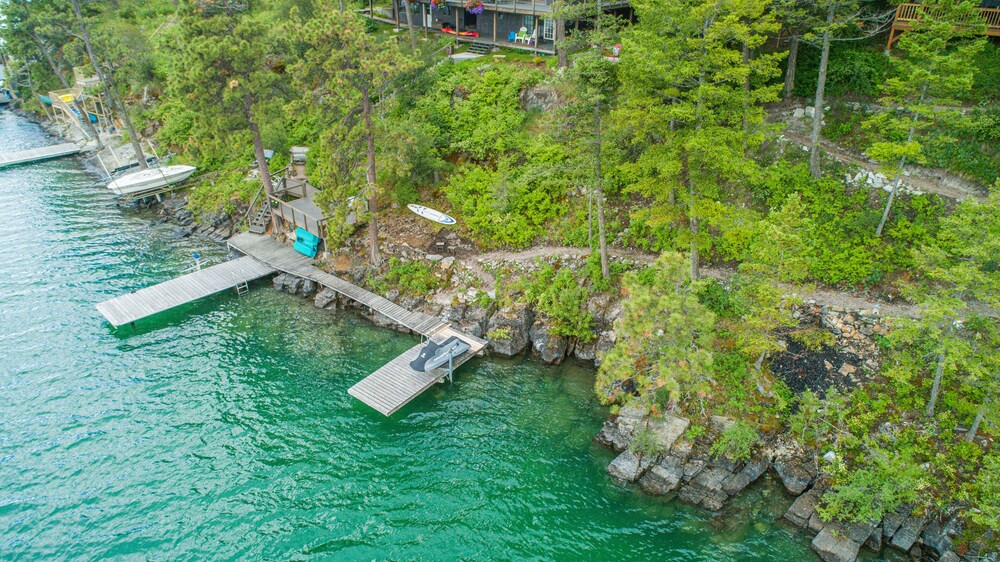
[96,256,275,327]
[0,143,81,169]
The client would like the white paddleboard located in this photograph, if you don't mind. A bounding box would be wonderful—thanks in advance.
[407,204,456,225]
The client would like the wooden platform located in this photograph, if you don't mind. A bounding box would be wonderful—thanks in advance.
[0,143,81,169]
[227,232,489,416]
[95,256,276,327]
[348,325,488,416]
[228,232,445,335]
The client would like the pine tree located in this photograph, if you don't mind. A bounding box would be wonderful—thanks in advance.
[290,6,417,265]
[865,0,986,236]
[615,0,783,281]
[596,252,716,414]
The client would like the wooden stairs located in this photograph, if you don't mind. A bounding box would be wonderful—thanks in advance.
[468,41,492,55]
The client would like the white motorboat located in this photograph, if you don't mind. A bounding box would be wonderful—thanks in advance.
[107,164,196,196]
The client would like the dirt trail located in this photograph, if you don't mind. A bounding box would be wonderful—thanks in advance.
[780,130,987,202]
[465,246,922,318]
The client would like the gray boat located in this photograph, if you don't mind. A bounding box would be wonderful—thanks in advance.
[410,336,471,372]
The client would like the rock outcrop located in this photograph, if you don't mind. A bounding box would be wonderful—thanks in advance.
[486,303,534,356]
[529,317,569,364]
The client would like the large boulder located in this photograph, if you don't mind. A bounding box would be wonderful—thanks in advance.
[812,525,863,562]
[645,415,689,451]
[774,457,818,495]
[607,450,654,482]
[785,486,824,528]
[314,288,339,310]
[529,317,569,364]
[679,466,733,511]
[638,455,685,495]
[721,458,770,497]
[890,514,927,552]
[592,330,617,367]
[594,402,644,451]
[486,303,533,356]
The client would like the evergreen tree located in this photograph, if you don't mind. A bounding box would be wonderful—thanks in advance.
[596,252,716,414]
[173,8,290,201]
[290,6,417,265]
[615,0,783,281]
[865,0,986,235]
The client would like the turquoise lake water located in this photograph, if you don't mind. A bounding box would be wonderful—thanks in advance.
[0,110,819,560]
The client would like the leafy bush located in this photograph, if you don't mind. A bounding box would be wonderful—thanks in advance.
[629,426,668,458]
[790,328,836,351]
[818,453,927,523]
[518,265,594,340]
[792,41,891,99]
[444,139,570,248]
[709,421,760,462]
[368,258,443,297]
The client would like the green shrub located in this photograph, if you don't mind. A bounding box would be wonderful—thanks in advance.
[790,328,836,351]
[792,41,890,99]
[629,426,668,458]
[709,420,760,462]
[818,453,927,523]
[368,258,443,297]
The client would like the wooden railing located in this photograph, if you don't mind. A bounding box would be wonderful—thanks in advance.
[893,3,1000,31]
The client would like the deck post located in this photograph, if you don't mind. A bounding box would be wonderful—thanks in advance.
[493,10,497,45]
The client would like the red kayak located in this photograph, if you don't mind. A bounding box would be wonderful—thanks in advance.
[441,26,480,37]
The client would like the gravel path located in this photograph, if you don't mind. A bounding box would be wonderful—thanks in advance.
[465,246,923,318]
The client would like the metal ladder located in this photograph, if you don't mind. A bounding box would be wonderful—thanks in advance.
[235,280,250,297]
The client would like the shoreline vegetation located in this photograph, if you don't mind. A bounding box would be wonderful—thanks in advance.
[2,0,998,559]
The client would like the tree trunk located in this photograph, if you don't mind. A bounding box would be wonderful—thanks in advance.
[783,33,799,103]
[742,41,750,140]
[754,349,766,372]
[808,6,834,178]
[876,92,923,236]
[594,99,608,279]
[400,0,418,55]
[72,0,146,169]
[926,351,945,417]
[556,18,568,68]
[31,33,103,149]
[681,149,698,281]
[362,86,380,267]
[244,93,274,197]
[967,407,984,442]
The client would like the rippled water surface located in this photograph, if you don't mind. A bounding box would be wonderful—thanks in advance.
[0,111,818,560]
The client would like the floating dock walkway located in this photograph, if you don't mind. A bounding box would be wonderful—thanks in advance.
[97,231,486,416]
[96,256,276,327]
[226,232,487,416]
[0,143,81,169]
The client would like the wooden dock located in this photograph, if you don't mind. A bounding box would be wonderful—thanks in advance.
[348,325,487,416]
[95,256,276,327]
[0,143,81,169]
[228,232,445,335]
[227,232,488,416]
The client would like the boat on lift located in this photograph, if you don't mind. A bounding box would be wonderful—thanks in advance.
[107,164,197,196]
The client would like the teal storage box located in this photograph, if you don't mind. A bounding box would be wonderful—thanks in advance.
[293,227,320,258]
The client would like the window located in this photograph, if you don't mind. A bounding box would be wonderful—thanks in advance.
[542,18,554,40]
[521,15,535,33]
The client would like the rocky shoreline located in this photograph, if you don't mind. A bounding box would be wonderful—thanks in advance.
[148,190,984,562]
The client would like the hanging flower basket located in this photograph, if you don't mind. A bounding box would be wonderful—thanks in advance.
[464,0,484,14]
[430,0,442,10]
